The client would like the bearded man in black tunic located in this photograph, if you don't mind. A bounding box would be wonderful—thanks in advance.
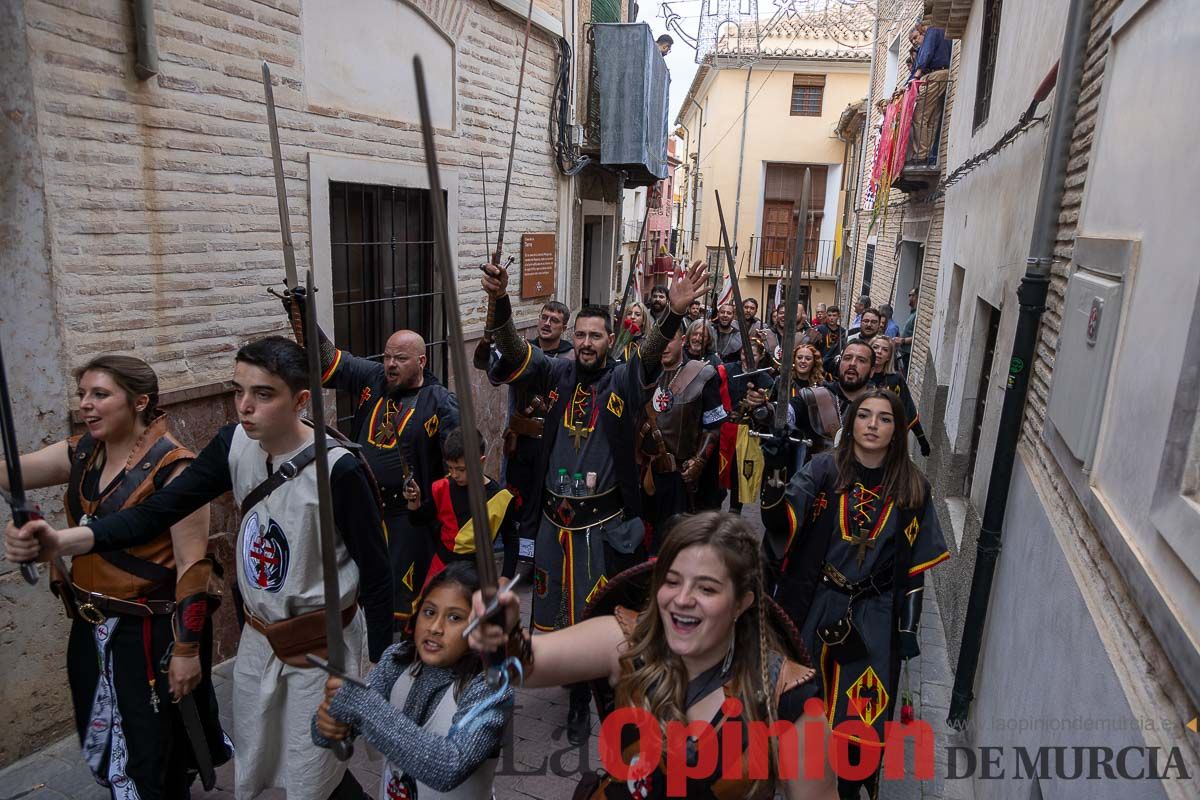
[478,257,709,744]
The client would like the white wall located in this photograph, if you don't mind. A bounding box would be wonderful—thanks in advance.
[303,0,456,129]
[1068,0,1200,698]
[929,0,1069,485]
[970,458,1171,800]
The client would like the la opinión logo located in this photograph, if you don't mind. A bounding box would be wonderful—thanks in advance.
[599,697,936,795]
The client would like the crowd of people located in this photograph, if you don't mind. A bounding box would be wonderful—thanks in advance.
[2,254,947,799]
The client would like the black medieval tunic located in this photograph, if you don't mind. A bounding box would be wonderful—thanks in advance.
[322,349,460,623]
[64,422,230,799]
[764,454,948,763]
[488,346,648,632]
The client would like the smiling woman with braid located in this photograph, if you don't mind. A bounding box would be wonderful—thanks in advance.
[468,512,837,799]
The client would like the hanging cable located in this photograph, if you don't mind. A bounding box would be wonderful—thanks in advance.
[550,36,591,176]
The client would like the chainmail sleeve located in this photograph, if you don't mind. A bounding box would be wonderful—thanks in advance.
[325,672,513,792]
[638,310,686,371]
[316,326,338,375]
[310,643,409,749]
[486,295,530,368]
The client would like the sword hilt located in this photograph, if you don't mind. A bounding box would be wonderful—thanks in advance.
[14,501,42,586]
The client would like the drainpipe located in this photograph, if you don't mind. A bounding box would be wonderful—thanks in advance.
[731,66,752,256]
[132,0,159,80]
[688,97,704,264]
[948,0,1093,728]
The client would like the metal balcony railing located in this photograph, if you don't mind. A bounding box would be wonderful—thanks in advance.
[747,236,838,278]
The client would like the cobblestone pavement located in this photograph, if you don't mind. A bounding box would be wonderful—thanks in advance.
[0,502,970,799]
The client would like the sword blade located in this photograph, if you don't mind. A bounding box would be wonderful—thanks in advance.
[414,57,501,611]
[493,0,537,264]
[774,169,812,435]
[261,62,298,291]
[714,191,754,373]
[177,694,216,790]
[0,340,39,585]
[303,268,353,761]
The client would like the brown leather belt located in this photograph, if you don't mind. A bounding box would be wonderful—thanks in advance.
[67,587,174,624]
[245,601,358,668]
[506,413,545,439]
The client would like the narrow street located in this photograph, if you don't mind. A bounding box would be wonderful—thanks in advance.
[0,501,972,800]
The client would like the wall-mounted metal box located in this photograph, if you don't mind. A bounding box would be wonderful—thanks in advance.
[1046,236,1137,466]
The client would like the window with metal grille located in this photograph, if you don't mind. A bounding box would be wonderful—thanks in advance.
[790,75,825,117]
[328,181,447,429]
[973,0,1003,130]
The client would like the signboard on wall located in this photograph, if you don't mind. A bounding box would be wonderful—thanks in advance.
[520,233,556,299]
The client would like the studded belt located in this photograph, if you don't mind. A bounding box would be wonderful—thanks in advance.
[542,487,622,530]
[820,561,894,599]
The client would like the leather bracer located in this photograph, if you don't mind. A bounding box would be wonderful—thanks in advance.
[173,558,217,658]
[898,576,925,660]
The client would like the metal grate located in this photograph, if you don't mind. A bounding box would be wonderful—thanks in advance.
[591,0,621,23]
[789,85,823,117]
[328,182,448,428]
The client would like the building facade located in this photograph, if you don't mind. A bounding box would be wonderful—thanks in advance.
[840,0,1200,796]
[674,11,871,315]
[0,0,665,764]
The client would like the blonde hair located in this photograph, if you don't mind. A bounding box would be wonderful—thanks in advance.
[871,336,897,375]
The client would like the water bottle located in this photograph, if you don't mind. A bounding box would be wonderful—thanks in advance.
[572,472,586,497]
[556,468,571,496]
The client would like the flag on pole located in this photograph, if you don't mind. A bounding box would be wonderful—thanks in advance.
[717,273,734,308]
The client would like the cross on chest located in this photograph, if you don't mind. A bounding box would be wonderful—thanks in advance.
[249,540,280,584]
[847,532,878,568]
[848,484,883,568]
[564,384,598,451]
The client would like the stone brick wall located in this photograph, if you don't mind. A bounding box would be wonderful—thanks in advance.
[24,0,562,390]
[0,0,567,765]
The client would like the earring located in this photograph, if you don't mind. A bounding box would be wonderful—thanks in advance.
[721,632,735,675]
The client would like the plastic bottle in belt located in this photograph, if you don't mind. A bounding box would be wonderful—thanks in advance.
[572,472,585,497]
[556,468,571,496]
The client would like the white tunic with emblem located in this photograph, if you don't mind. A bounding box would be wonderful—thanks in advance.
[229,426,365,800]
[379,668,501,800]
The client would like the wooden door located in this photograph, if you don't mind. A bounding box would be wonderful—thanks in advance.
[761,200,795,271]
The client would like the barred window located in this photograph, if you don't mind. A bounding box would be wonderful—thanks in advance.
[790,74,825,117]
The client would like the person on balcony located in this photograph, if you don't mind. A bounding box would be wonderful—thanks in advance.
[908,22,952,166]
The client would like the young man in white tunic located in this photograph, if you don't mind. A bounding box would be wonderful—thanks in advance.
[11,337,393,799]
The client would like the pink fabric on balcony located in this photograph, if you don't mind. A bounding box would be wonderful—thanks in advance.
[870,100,900,187]
[894,80,921,168]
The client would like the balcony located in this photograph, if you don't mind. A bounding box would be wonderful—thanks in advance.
[871,76,947,196]
[583,23,671,188]
[746,236,838,280]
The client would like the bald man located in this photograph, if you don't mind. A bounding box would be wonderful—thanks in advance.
[285,298,459,627]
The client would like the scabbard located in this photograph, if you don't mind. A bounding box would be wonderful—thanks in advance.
[178,693,216,791]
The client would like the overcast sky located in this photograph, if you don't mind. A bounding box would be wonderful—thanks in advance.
[638,1,701,124]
